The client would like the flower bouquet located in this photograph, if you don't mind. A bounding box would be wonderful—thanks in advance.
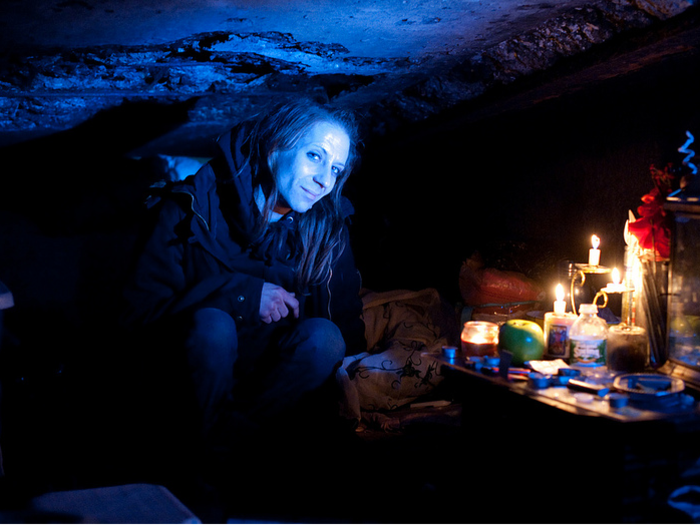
[625,132,696,366]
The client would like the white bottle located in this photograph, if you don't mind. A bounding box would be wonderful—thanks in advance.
[569,303,608,367]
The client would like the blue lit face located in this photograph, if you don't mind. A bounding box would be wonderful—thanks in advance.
[269,121,350,213]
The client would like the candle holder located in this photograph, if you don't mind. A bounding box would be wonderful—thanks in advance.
[570,263,611,315]
[592,289,608,309]
[593,269,635,325]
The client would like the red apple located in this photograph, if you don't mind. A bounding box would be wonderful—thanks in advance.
[498,319,545,366]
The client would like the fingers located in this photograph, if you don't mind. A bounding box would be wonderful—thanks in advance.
[259,283,300,323]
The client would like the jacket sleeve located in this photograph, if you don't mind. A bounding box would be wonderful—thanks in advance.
[120,198,264,331]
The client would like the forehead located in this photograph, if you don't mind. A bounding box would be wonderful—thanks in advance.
[298,121,350,153]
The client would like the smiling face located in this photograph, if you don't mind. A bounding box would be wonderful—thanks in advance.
[269,121,351,213]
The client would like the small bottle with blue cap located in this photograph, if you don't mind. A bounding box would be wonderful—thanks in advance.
[569,303,609,367]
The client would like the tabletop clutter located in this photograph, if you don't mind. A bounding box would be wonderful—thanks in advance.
[448,235,694,414]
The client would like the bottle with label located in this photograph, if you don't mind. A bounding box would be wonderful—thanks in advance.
[569,303,608,367]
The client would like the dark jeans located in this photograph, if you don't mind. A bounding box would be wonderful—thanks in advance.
[182,308,346,438]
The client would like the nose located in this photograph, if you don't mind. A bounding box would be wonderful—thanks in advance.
[313,165,334,190]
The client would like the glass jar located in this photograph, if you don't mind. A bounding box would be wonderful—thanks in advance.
[461,321,499,357]
[607,324,649,373]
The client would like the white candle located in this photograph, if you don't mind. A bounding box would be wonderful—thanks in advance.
[605,268,626,293]
[588,235,601,266]
[544,288,577,360]
[554,283,566,314]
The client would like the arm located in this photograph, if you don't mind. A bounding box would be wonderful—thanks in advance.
[120,199,265,331]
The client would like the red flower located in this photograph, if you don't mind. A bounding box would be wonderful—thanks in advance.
[628,164,676,259]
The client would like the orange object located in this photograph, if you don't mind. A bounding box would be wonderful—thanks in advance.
[459,256,545,306]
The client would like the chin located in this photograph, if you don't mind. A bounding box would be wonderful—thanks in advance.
[293,198,318,213]
[292,202,313,213]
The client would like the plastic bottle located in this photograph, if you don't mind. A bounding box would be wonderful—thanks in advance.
[569,303,608,367]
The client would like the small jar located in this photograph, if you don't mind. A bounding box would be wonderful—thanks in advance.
[461,321,499,357]
[607,324,648,373]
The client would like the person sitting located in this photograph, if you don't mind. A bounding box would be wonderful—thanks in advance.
[120,98,366,451]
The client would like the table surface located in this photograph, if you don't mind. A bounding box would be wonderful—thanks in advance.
[426,352,700,423]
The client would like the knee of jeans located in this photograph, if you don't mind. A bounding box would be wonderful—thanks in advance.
[296,318,346,371]
[186,308,238,369]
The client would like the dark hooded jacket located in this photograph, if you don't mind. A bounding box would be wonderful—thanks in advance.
[121,123,366,354]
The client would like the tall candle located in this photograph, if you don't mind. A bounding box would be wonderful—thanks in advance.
[545,284,577,361]
[554,283,566,314]
[544,310,577,362]
[588,235,601,266]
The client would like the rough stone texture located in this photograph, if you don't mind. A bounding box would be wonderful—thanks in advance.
[361,0,697,134]
[0,0,696,155]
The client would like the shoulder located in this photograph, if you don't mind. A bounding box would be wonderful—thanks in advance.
[146,164,217,208]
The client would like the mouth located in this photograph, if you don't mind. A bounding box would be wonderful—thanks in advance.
[302,188,320,200]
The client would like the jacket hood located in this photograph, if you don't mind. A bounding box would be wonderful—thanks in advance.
[212,121,262,246]
[215,120,254,183]
[170,121,259,246]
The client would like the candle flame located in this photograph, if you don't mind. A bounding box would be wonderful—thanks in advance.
[612,267,620,285]
[555,283,564,302]
[591,235,600,250]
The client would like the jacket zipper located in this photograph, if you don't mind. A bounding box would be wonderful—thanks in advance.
[174,188,210,231]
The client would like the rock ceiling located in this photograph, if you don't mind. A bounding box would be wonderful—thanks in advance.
[0,0,698,157]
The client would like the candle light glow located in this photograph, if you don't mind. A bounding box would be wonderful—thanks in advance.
[553,283,566,314]
[588,235,601,266]
[604,267,627,293]
[460,321,499,357]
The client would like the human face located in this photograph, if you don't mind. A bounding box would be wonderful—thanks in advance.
[269,121,351,213]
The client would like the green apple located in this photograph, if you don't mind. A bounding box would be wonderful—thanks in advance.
[498,319,545,366]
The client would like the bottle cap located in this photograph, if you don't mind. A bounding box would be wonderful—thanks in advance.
[579,303,598,314]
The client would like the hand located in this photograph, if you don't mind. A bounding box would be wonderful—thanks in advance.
[259,283,300,324]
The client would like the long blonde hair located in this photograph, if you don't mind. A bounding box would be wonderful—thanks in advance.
[243,99,360,290]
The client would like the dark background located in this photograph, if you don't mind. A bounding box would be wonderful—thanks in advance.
[351,50,700,303]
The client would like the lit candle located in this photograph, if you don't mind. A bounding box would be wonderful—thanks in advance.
[544,289,577,361]
[604,268,627,293]
[588,235,601,266]
[612,267,621,286]
[460,321,499,357]
[554,283,566,314]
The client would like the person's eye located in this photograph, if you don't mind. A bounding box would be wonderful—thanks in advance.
[307,152,321,161]
[331,166,343,176]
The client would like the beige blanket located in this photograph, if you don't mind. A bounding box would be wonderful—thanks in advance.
[337,288,452,423]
